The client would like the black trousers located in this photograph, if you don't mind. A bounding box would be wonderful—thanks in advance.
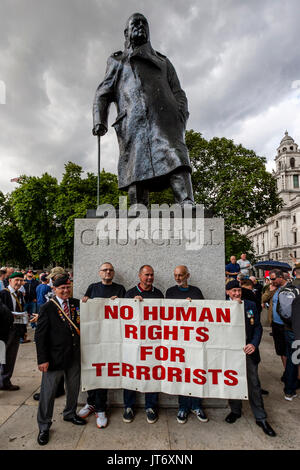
[87,388,108,412]
[228,356,267,421]
[37,355,80,432]
[0,327,21,387]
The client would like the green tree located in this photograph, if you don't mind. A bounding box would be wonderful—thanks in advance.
[225,228,256,264]
[186,130,282,258]
[0,191,30,266]
[186,130,282,229]
[53,163,127,265]
[11,174,58,266]
[6,163,128,267]
[53,162,96,265]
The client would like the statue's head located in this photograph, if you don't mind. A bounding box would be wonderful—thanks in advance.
[124,13,150,49]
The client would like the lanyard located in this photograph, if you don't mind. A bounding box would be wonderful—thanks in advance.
[50,299,80,336]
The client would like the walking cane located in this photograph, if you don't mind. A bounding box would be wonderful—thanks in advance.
[97,133,101,207]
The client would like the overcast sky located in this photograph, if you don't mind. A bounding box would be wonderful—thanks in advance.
[1,0,300,193]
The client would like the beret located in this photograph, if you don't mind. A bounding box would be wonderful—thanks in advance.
[9,272,24,279]
[226,280,240,290]
[52,274,70,287]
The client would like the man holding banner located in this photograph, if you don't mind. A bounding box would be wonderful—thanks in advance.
[166,265,208,424]
[123,265,164,424]
[225,280,276,437]
[78,262,126,429]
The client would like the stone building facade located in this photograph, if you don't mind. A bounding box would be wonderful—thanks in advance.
[241,131,300,265]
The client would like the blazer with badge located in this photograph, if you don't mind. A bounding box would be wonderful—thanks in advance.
[35,297,80,371]
[243,299,263,364]
[0,299,14,342]
[0,288,26,337]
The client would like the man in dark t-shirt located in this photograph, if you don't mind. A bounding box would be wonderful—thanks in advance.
[225,256,241,279]
[123,265,164,425]
[83,278,126,300]
[78,262,125,429]
[166,265,208,425]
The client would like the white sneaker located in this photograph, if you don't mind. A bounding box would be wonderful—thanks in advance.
[96,411,108,428]
[284,394,297,401]
[78,403,95,418]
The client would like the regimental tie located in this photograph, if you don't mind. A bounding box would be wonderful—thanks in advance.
[63,300,70,318]
[15,291,23,312]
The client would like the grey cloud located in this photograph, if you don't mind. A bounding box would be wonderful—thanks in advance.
[0,0,299,193]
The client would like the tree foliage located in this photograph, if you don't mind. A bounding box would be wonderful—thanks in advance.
[186,130,283,229]
[0,131,282,267]
[2,163,126,267]
[0,191,30,266]
[225,228,256,264]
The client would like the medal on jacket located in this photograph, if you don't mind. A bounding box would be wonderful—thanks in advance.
[247,309,254,325]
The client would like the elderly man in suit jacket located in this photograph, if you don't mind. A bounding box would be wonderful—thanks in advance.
[225,280,276,437]
[35,274,86,445]
[0,272,26,391]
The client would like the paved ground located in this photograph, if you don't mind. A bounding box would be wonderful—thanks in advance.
[0,324,300,450]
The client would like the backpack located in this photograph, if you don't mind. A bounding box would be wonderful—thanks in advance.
[277,283,300,325]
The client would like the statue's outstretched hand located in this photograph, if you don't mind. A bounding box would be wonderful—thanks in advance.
[92,123,108,136]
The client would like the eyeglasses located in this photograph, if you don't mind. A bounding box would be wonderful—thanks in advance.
[100,269,114,272]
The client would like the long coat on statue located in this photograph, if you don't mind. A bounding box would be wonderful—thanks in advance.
[93,42,192,190]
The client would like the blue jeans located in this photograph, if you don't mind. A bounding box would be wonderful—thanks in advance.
[123,389,158,410]
[25,301,37,329]
[178,395,203,411]
[284,330,298,395]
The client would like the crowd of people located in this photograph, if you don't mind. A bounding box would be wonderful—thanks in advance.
[225,254,300,425]
[0,257,300,446]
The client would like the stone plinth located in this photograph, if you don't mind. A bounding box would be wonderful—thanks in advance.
[73,209,224,300]
[74,206,226,407]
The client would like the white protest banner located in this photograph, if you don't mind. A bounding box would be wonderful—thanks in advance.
[80,298,248,399]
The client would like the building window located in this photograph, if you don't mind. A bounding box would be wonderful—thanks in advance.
[275,220,279,228]
[290,146,294,151]
[283,147,287,151]
[294,251,297,258]
[293,175,299,188]
[275,253,278,260]
[293,215,296,224]
[294,231,297,244]
[290,157,295,168]
[279,162,281,170]
[275,235,279,247]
